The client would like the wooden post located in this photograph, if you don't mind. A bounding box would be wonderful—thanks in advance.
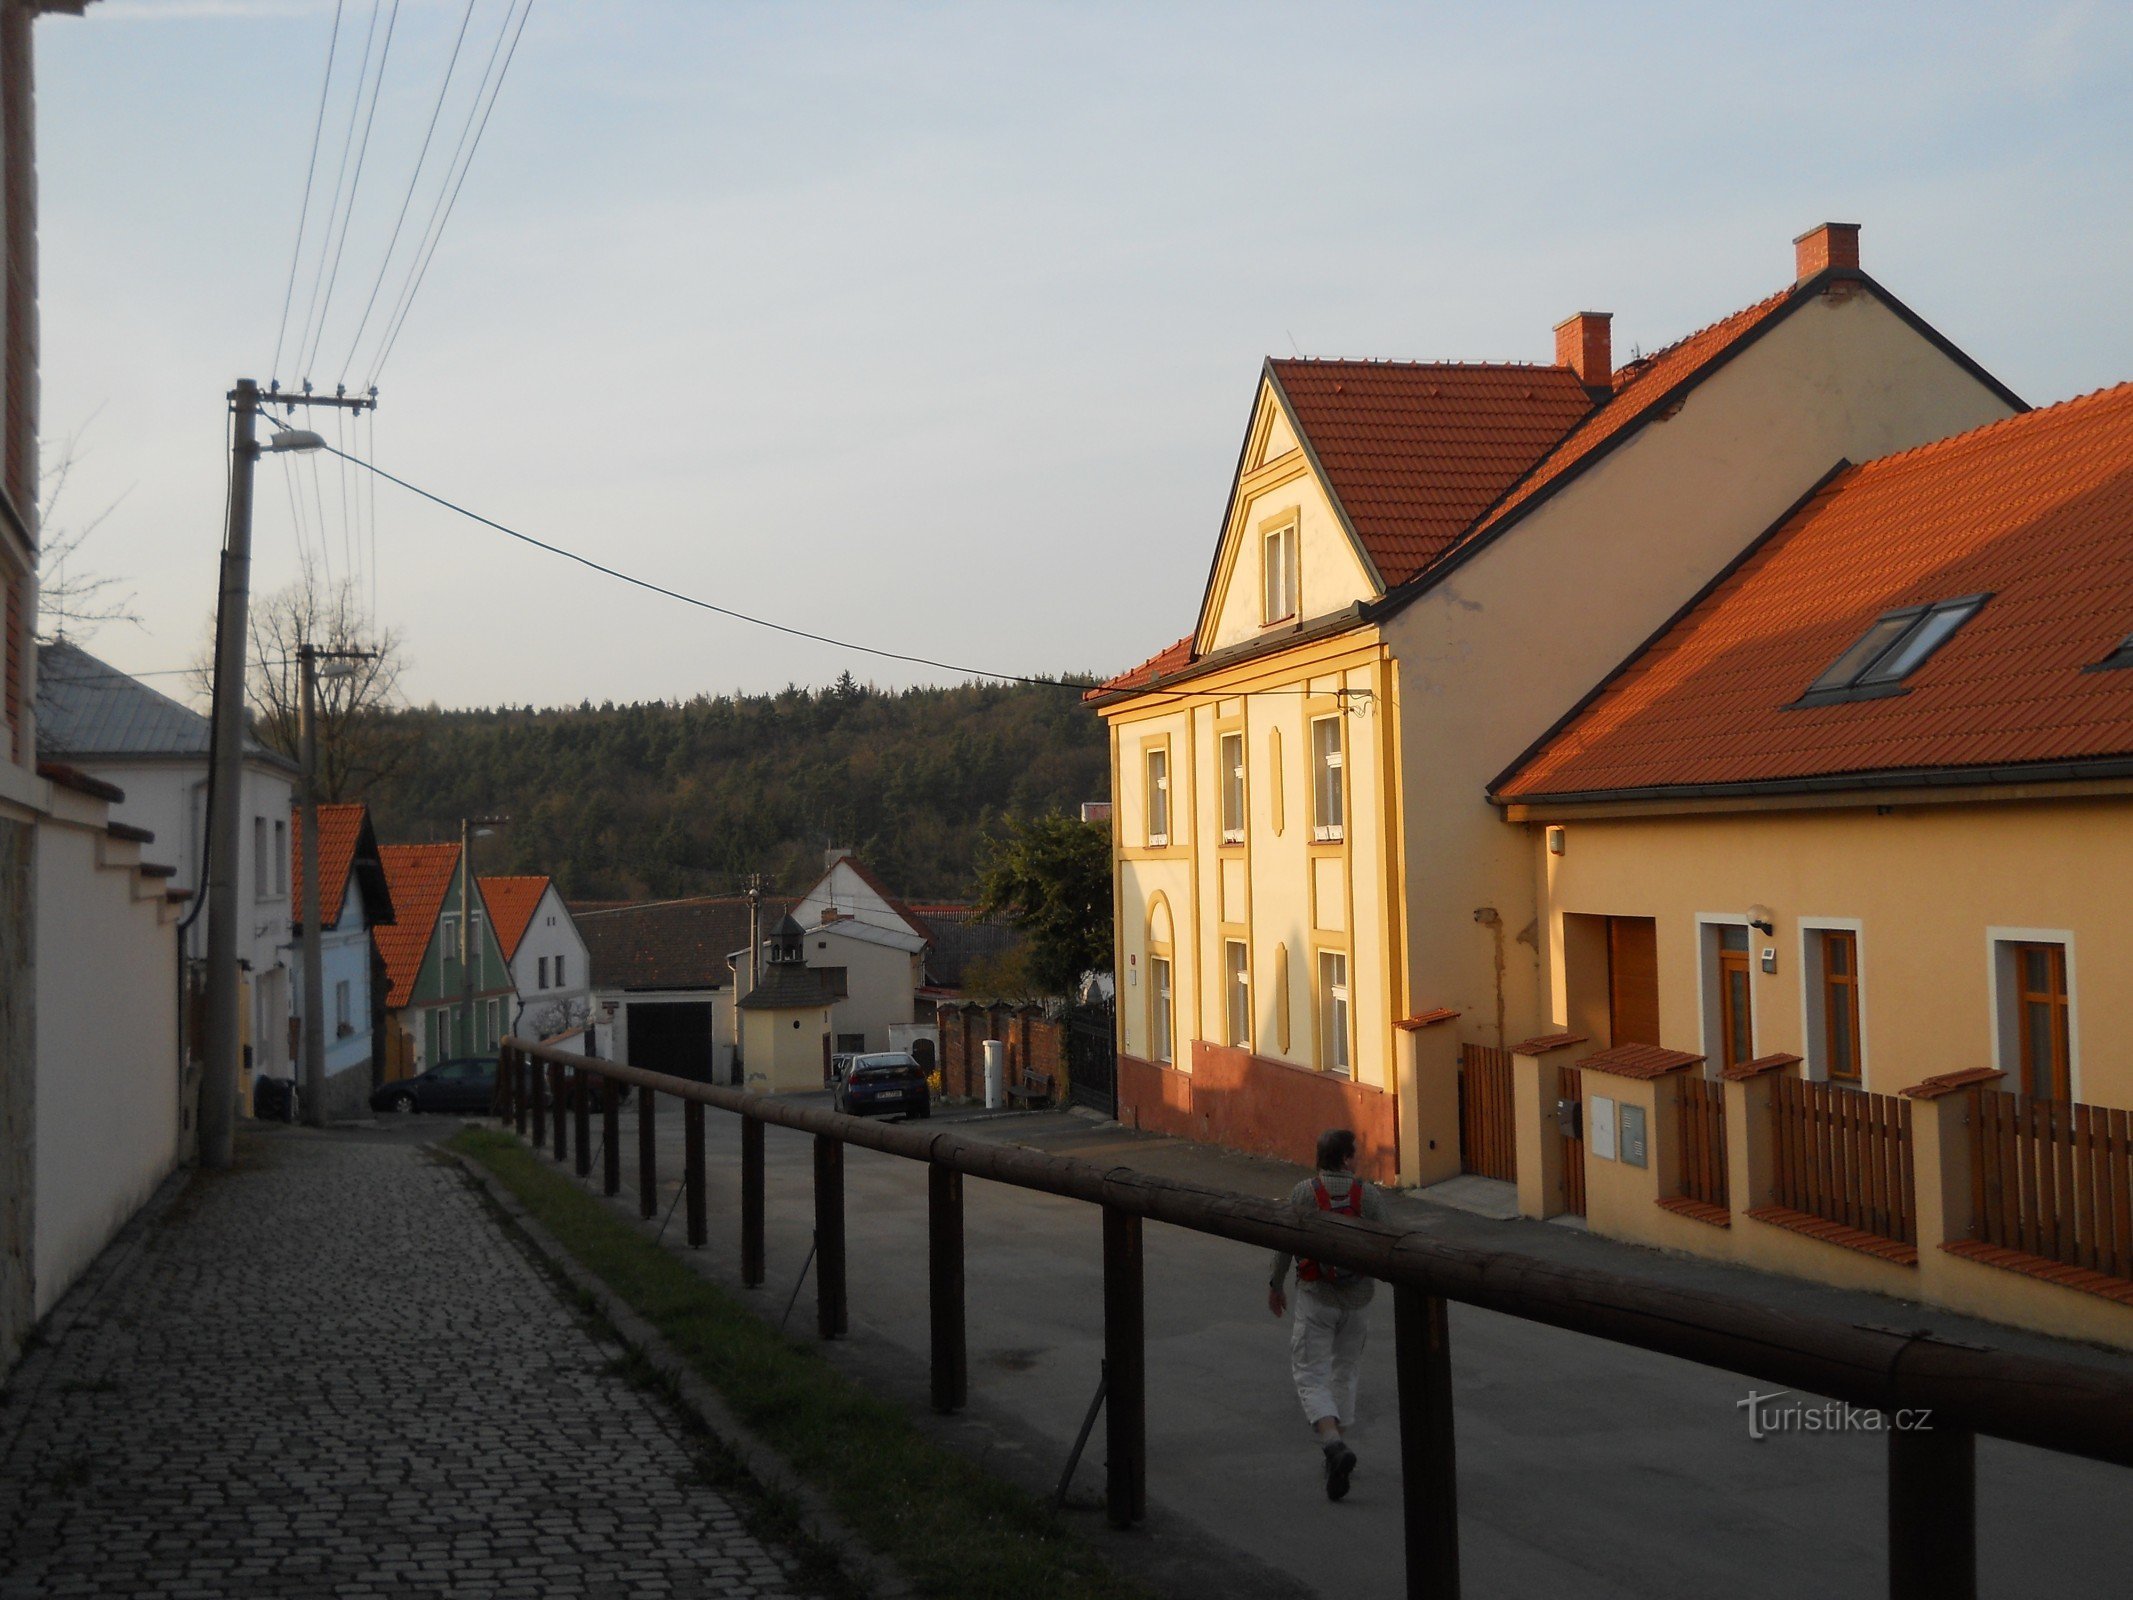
[741,1115,765,1287]
[573,1067,592,1179]
[602,1074,620,1196]
[638,1084,658,1221]
[815,1134,848,1339]
[1102,1205,1146,1527]
[1889,1423,1974,1600]
[685,1099,707,1248]
[929,1164,967,1413]
[496,1045,513,1125]
[512,1050,527,1138]
[550,1061,566,1164]
[1395,1285,1461,1597]
[529,1052,546,1149]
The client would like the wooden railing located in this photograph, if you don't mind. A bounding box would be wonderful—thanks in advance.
[1677,1074,1729,1212]
[1973,1092,2133,1280]
[1771,1075,1916,1247]
[1457,1043,1516,1181]
[495,1037,2133,1600]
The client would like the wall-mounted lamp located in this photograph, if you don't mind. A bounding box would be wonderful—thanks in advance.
[1546,825,1566,856]
[1747,904,1776,936]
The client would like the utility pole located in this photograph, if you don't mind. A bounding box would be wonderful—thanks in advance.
[459,815,509,1058]
[297,642,377,1128]
[201,379,374,1169]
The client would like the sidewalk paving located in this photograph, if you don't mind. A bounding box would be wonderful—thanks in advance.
[0,1125,820,1600]
[573,1094,2133,1600]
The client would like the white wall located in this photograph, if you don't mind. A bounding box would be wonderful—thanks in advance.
[508,885,593,1038]
[802,923,921,1054]
[32,798,179,1317]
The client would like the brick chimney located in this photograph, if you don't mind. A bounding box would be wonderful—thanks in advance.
[1553,311,1613,398]
[1794,222,1861,283]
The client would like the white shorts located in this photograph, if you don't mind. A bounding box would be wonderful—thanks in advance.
[1289,1283,1367,1428]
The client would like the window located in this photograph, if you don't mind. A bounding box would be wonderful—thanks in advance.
[253,817,268,899]
[1219,730,1246,843]
[2007,941,2072,1100]
[1150,956,1173,1064]
[815,966,850,999]
[1706,923,1753,1073]
[836,1032,867,1054]
[1311,716,1344,841]
[1224,940,1251,1049]
[441,914,458,958]
[273,820,288,896]
[1816,929,1862,1084]
[1794,594,1990,705]
[554,953,565,988]
[334,980,351,1034]
[2090,630,2133,672]
[1318,951,1350,1076]
[1145,746,1171,846]
[536,956,548,990]
[1263,523,1298,624]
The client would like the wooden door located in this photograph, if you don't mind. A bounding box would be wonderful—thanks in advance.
[1606,917,1660,1047]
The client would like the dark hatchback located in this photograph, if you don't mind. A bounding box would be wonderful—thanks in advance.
[371,1056,497,1115]
[833,1052,931,1120]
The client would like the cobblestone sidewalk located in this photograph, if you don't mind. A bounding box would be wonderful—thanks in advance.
[0,1128,822,1600]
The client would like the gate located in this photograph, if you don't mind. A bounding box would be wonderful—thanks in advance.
[1457,1044,1517,1181]
[1064,1003,1117,1118]
[1559,1063,1587,1217]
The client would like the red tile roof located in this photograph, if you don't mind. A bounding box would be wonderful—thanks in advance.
[376,843,461,1010]
[1497,383,2133,800]
[1266,360,1597,585]
[1090,635,1194,698]
[1458,289,1794,548]
[479,875,551,962]
[291,803,366,932]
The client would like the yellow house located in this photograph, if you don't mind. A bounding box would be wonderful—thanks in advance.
[1089,223,2022,1184]
[736,914,835,1094]
[1488,384,2133,1342]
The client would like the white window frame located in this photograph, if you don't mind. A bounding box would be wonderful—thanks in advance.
[1150,956,1173,1065]
[1311,715,1345,842]
[1797,917,1866,1088]
[1318,949,1351,1077]
[1224,940,1251,1050]
[1144,745,1171,847]
[273,819,288,897]
[1986,927,2079,1101]
[555,953,565,988]
[1219,729,1246,844]
[1262,522,1299,624]
[334,979,351,1033]
[253,816,269,900]
[1695,913,1757,1076]
[538,955,550,991]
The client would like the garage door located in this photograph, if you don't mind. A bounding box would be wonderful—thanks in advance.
[626,1001,715,1081]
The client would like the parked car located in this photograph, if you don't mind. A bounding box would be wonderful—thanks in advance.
[833,1052,931,1119]
[371,1056,497,1115]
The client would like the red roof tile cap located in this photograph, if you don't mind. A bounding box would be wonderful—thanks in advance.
[1720,1051,1803,1082]
[1512,1030,1589,1055]
[1394,1007,1461,1031]
[1579,1042,1706,1080]
[1901,1067,2006,1101]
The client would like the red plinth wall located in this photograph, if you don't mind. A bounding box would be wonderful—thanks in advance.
[1117,1042,1398,1183]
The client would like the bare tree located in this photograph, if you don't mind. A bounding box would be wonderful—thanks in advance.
[195,563,411,800]
[35,419,139,642]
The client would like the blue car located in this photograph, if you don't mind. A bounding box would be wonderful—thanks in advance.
[833,1052,931,1119]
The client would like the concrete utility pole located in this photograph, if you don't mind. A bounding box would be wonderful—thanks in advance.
[201,379,374,1168]
[458,815,508,1058]
[297,643,376,1127]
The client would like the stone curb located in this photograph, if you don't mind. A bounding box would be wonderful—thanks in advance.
[447,1148,919,1600]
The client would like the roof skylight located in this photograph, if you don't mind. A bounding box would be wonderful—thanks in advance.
[2090,630,2133,673]
[1794,594,1991,707]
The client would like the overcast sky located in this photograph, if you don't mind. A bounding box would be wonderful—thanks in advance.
[33,0,2133,708]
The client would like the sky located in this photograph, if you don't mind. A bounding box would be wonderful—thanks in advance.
[31,0,2133,709]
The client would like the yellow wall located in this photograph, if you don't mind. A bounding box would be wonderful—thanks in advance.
[1527,792,2133,1109]
[740,1003,831,1095]
[1383,288,2016,1054]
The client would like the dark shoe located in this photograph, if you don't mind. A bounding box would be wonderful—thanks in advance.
[1324,1443,1357,1501]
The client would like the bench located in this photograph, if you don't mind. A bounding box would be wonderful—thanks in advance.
[1006,1070,1055,1109]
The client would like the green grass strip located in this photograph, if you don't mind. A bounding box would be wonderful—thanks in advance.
[451,1127,1152,1600]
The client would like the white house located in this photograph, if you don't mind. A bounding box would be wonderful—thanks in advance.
[782,851,931,1055]
[290,802,395,1118]
[482,875,591,1043]
[37,639,300,1105]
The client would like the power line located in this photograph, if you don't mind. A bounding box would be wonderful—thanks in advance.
[299,0,405,382]
[366,0,534,386]
[292,0,383,383]
[269,0,345,383]
[336,0,480,386]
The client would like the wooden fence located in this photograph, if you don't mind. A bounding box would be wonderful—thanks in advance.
[1457,1044,1517,1182]
[1771,1076,1915,1246]
[1973,1092,2133,1280]
[1676,1074,1729,1212]
[1558,1064,1587,1217]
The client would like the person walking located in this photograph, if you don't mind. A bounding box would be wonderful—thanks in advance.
[1267,1127,1385,1500]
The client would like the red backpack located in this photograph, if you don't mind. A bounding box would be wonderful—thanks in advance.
[1296,1177,1363,1284]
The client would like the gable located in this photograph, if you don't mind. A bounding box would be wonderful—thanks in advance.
[792,858,930,939]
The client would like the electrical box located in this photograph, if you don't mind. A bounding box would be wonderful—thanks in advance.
[1760,947,1777,974]
[1620,1103,1648,1168]
[1589,1094,1618,1161]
